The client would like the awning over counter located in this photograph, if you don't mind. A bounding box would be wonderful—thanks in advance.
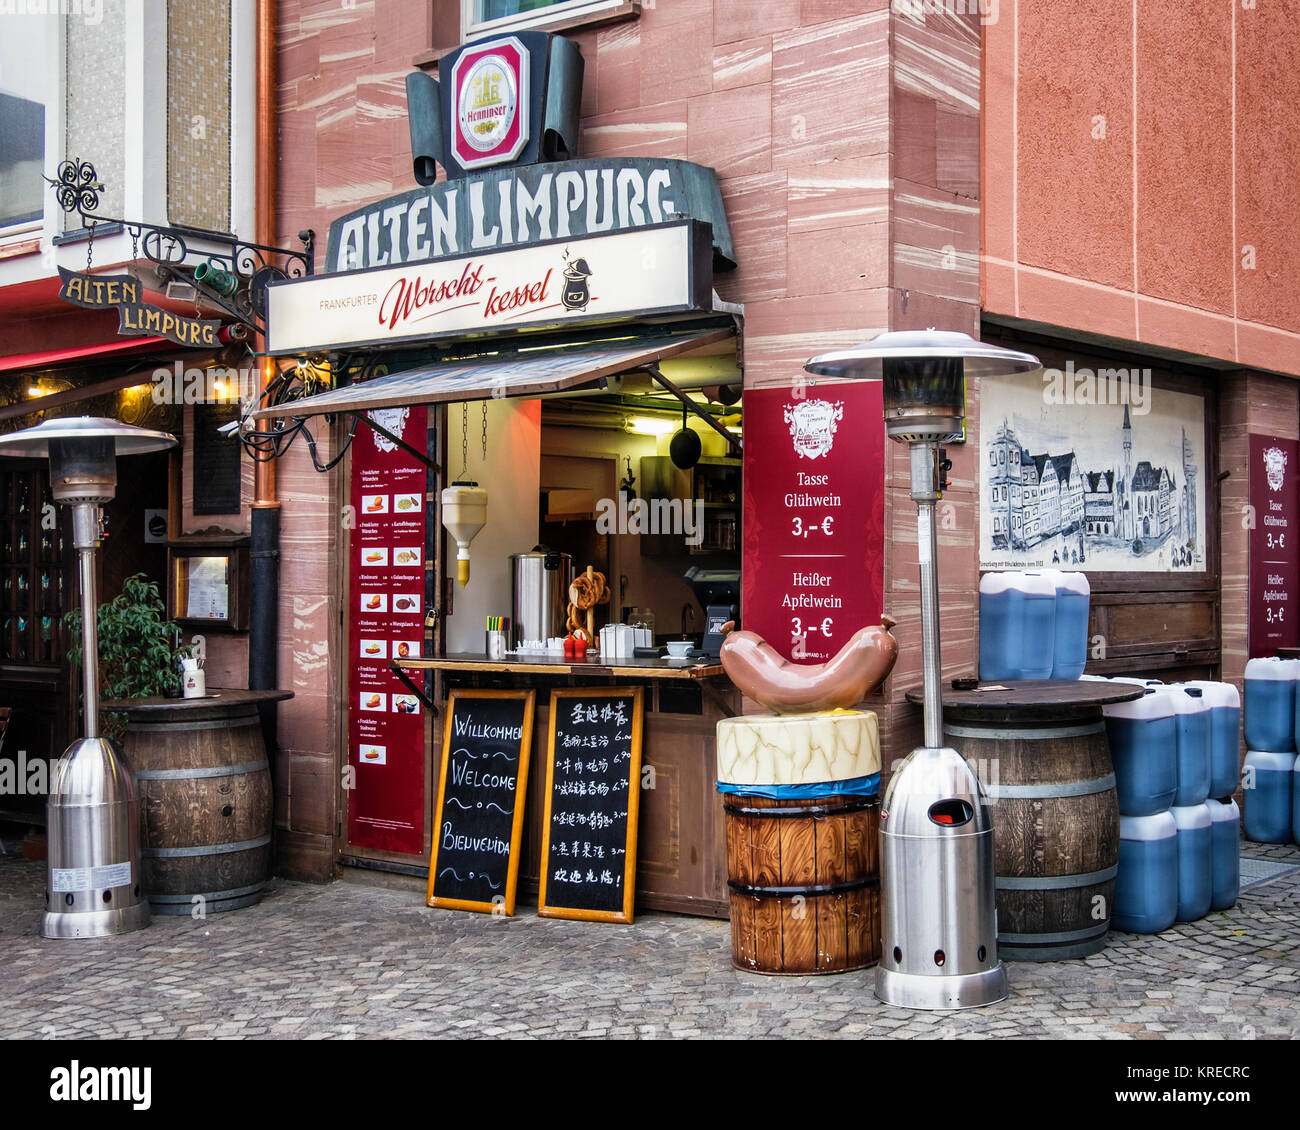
[251,326,734,419]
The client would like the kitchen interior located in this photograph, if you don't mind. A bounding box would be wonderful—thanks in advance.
[441,339,743,661]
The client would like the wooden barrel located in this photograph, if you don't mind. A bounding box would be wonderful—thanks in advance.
[723,792,880,975]
[116,694,277,915]
[944,705,1119,961]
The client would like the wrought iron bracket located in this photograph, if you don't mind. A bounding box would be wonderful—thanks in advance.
[640,364,743,454]
[45,159,314,335]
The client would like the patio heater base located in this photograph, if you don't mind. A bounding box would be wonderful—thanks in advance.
[42,900,151,940]
[40,736,150,940]
[875,961,1008,1012]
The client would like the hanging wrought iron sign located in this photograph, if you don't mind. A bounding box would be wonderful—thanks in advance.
[57,266,221,348]
[45,159,314,336]
[56,269,140,309]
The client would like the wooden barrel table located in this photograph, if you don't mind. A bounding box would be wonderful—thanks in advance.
[723,792,881,974]
[104,689,292,915]
[907,680,1142,962]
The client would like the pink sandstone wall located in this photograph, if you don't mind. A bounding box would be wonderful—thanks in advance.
[272,0,437,877]
[983,0,1300,376]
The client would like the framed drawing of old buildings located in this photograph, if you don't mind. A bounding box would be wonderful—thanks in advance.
[977,328,1221,679]
[979,372,1208,574]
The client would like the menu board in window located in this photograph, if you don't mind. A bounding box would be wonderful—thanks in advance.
[427,689,535,915]
[538,687,644,924]
[183,555,229,620]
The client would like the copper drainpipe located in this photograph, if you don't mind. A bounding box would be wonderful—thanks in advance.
[249,0,280,694]
[255,0,278,511]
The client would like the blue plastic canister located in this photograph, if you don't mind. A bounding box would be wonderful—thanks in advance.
[1242,750,1296,843]
[979,571,1057,681]
[1113,811,1178,934]
[1207,798,1240,911]
[1171,803,1213,923]
[1294,759,1300,847]
[978,572,1018,682]
[1244,657,1297,753]
[1104,688,1178,816]
[1182,680,1242,799]
[1016,571,1057,679]
[1165,686,1211,807]
[1047,570,1090,680]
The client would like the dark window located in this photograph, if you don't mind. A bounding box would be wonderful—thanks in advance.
[0,92,44,228]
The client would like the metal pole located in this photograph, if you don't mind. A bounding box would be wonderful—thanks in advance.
[910,442,943,749]
[72,503,101,739]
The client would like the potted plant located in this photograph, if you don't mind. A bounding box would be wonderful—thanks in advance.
[64,572,187,740]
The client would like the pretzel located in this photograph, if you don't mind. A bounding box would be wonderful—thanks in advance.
[570,570,610,610]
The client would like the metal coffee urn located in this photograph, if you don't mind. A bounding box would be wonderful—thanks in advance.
[509,546,572,648]
[0,417,177,939]
[806,330,1040,1009]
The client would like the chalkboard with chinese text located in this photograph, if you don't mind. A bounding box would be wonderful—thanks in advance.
[538,687,644,923]
[426,689,535,915]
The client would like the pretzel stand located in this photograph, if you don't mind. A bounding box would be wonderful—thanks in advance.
[566,565,609,649]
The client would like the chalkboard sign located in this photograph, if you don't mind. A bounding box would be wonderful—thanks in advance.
[427,689,535,915]
[538,687,644,923]
[193,402,242,515]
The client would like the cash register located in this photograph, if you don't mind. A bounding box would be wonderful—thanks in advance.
[684,567,740,659]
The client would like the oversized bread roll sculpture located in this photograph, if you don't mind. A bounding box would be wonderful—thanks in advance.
[719,616,897,713]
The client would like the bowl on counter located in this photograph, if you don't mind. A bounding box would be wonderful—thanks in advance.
[665,641,693,658]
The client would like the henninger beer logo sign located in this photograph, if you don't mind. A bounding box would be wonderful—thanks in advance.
[452,37,529,170]
[785,399,844,460]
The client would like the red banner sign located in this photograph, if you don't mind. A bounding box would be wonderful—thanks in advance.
[347,406,428,854]
[1249,434,1299,658]
[742,382,885,664]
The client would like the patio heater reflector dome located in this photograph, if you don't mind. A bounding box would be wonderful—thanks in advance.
[805,329,1041,443]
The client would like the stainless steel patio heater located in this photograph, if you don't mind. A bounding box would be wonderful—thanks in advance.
[805,329,1040,1010]
[0,417,177,939]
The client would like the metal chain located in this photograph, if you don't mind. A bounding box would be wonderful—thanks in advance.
[481,400,488,462]
[460,401,469,480]
[85,222,94,271]
[130,225,139,261]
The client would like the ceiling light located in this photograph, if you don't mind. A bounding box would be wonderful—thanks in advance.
[625,416,678,436]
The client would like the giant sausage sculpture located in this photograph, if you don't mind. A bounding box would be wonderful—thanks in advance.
[719,617,898,714]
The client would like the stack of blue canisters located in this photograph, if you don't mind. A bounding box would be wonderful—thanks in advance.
[1242,657,1300,845]
[978,569,1090,682]
[1105,680,1241,934]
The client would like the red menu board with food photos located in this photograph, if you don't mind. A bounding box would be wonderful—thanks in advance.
[742,382,885,664]
[347,406,428,855]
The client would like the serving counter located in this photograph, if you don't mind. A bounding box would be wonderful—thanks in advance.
[395,652,738,918]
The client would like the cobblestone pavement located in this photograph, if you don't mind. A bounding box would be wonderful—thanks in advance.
[1,844,1297,1040]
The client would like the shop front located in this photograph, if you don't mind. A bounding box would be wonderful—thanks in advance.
[251,25,907,918]
[258,235,751,915]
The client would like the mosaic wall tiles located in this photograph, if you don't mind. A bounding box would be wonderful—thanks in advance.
[167,0,232,232]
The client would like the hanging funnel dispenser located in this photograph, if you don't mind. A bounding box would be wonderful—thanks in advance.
[441,482,488,586]
[806,330,1041,1010]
